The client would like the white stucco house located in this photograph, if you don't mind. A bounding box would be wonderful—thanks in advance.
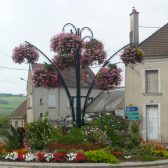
[125,8,168,143]
[10,63,102,127]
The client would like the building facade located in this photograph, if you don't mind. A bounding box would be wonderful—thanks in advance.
[26,63,102,125]
[125,8,168,143]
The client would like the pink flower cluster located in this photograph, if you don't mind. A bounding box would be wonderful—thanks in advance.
[81,39,106,66]
[12,44,39,64]
[52,54,75,70]
[50,33,83,55]
[32,67,59,88]
[120,47,144,65]
[51,35,106,69]
[96,66,122,90]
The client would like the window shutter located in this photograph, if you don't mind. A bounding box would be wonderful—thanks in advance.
[145,70,158,93]
[48,95,56,107]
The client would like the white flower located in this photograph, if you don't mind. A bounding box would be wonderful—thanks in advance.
[44,153,54,162]
[5,152,18,160]
[25,153,36,162]
[124,155,132,159]
[67,153,77,161]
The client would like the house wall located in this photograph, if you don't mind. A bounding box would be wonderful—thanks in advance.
[10,118,24,129]
[27,87,101,123]
[125,59,168,143]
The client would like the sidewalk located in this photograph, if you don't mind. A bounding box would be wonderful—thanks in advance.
[0,159,168,168]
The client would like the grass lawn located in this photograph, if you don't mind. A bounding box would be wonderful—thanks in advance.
[0,96,26,117]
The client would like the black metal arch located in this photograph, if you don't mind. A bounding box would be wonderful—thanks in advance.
[62,23,77,34]
[82,43,131,121]
[25,41,75,122]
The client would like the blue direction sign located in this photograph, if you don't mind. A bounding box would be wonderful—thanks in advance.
[125,106,141,120]
[126,106,139,112]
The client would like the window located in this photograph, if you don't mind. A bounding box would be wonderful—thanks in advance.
[40,98,44,105]
[15,121,18,128]
[21,121,24,127]
[145,70,159,93]
[48,95,56,107]
[28,95,32,109]
[40,113,43,118]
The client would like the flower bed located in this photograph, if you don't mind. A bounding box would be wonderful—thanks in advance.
[2,150,119,164]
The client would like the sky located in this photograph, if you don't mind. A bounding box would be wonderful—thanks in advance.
[0,0,168,94]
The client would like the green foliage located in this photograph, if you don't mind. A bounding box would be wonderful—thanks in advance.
[136,143,158,161]
[83,113,141,149]
[58,126,85,144]
[0,96,25,117]
[0,116,9,130]
[4,125,23,150]
[25,113,61,150]
[139,155,157,161]
[163,151,168,158]
[84,149,119,164]
[138,143,155,156]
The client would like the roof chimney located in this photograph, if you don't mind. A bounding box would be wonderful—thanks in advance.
[129,7,139,46]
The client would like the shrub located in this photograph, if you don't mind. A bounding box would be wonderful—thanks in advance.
[84,149,119,164]
[138,143,155,156]
[84,113,141,149]
[58,127,85,144]
[4,125,24,150]
[139,155,157,161]
[83,124,110,146]
[25,113,61,150]
[163,151,168,158]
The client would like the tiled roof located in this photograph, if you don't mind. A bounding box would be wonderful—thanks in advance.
[86,89,125,113]
[139,23,168,58]
[9,100,27,119]
[32,63,96,88]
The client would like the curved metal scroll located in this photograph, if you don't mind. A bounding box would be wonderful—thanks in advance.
[25,41,75,122]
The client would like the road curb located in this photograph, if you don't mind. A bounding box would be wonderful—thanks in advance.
[0,159,168,168]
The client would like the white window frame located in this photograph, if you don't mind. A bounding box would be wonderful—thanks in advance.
[142,103,161,141]
[142,68,161,94]
[48,95,56,108]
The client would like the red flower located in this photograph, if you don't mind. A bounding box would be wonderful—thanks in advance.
[53,152,67,162]
[74,152,87,162]
[36,152,45,162]
[17,154,25,161]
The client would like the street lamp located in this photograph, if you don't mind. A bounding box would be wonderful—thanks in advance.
[13,23,131,128]
[62,23,94,128]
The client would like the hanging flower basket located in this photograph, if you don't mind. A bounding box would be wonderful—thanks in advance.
[120,47,144,66]
[32,66,59,88]
[12,44,39,64]
[50,33,83,55]
[81,39,106,65]
[52,54,75,70]
[96,64,122,90]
